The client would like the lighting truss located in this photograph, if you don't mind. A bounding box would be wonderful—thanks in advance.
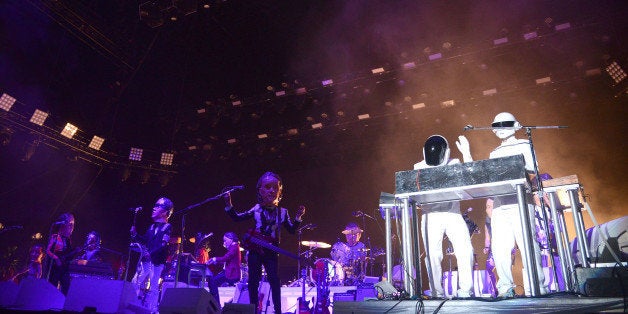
[129,147,143,161]
[29,109,49,126]
[0,93,16,111]
[60,123,78,139]
[160,152,174,166]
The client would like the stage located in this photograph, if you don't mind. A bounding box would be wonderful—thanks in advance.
[1,278,625,313]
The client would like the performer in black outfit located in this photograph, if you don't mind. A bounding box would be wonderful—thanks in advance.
[223,172,305,314]
[130,197,173,313]
[45,212,75,295]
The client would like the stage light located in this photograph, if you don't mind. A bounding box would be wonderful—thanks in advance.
[358,114,370,120]
[555,22,571,31]
[0,93,16,111]
[129,147,143,161]
[428,53,442,61]
[197,108,206,114]
[227,138,237,144]
[311,123,323,129]
[160,152,174,166]
[535,76,552,85]
[440,100,455,108]
[287,128,298,136]
[493,37,508,45]
[483,88,497,96]
[88,136,105,150]
[403,62,416,70]
[295,87,307,95]
[523,31,538,40]
[275,90,286,97]
[412,103,426,110]
[585,68,602,77]
[605,61,627,84]
[257,134,268,139]
[231,100,242,106]
[60,123,78,139]
[322,79,333,86]
[371,67,385,74]
[29,109,48,126]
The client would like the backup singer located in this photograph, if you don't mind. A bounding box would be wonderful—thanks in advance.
[223,172,305,314]
[46,212,75,295]
[130,197,173,312]
[414,135,475,298]
[207,232,241,307]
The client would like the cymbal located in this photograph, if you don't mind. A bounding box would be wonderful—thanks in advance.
[301,241,331,248]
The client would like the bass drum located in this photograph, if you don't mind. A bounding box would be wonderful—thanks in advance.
[310,258,344,286]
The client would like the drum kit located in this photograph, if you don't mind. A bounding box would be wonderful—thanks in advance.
[299,238,384,286]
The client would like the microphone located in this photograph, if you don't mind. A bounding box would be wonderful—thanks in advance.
[352,211,363,217]
[129,206,142,213]
[306,223,317,230]
[228,185,245,191]
[463,125,474,131]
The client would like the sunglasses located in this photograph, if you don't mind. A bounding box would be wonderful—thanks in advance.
[491,121,515,128]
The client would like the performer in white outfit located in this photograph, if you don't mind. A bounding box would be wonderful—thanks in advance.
[415,134,475,298]
[461,112,548,297]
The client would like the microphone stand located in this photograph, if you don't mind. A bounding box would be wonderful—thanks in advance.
[172,187,241,287]
[125,208,141,282]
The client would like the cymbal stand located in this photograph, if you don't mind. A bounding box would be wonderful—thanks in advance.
[124,207,141,281]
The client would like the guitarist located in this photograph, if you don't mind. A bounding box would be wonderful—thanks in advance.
[224,171,306,314]
[130,197,173,313]
[46,212,75,295]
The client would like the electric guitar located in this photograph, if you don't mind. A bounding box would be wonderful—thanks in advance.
[297,268,312,314]
[241,229,300,260]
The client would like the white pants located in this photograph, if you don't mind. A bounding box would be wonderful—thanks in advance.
[133,261,164,312]
[492,205,547,296]
[421,212,474,297]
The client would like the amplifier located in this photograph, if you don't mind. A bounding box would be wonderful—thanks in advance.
[332,292,355,302]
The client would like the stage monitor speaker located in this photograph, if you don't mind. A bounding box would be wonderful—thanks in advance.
[159,288,220,314]
[374,280,398,299]
[221,302,255,314]
[233,281,272,310]
[12,278,65,311]
[0,281,19,308]
[63,278,136,313]
[355,283,377,301]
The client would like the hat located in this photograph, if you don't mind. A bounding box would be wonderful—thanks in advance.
[342,222,363,235]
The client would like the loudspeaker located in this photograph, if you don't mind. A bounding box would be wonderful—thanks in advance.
[63,278,136,313]
[355,283,377,301]
[221,303,255,314]
[0,281,19,308]
[159,288,220,314]
[12,278,65,311]
[374,280,397,299]
[576,266,628,297]
[233,281,272,310]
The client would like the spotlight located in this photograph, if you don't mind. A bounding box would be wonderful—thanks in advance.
[605,61,627,85]
[129,147,143,161]
[160,152,174,166]
[60,123,78,139]
[357,114,370,120]
[322,79,333,86]
[88,136,105,150]
[29,109,49,126]
[0,93,16,111]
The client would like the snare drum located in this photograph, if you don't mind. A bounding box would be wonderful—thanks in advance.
[310,258,344,286]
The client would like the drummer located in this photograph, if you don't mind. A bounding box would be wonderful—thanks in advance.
[331,222,368,284]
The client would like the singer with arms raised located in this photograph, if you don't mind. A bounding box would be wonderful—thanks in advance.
[130,197,173,312]
[223,172,305,314]
[414,135,475,298]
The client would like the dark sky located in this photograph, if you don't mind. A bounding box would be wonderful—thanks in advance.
[0,0,626,283]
